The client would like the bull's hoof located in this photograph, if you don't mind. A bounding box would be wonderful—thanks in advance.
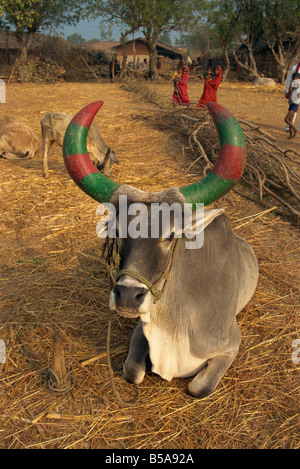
[123,359,145,385]
[188,371,217,399]
[188,383,216,399]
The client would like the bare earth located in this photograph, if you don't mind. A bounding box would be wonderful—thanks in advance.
[0,80,299,449]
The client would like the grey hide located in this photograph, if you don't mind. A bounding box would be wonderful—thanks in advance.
[41,111,119,177]
[108,188,258,398]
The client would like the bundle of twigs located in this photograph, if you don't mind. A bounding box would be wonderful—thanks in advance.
[120,81,164,107]
[152,107,300,221]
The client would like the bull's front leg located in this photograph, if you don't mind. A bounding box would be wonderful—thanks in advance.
[41,136,53,178]
[123,320,149,385]
[188,351,238,398]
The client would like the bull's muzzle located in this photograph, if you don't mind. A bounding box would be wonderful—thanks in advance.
[110,284,148,317]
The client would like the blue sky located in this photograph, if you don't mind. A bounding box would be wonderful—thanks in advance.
[58,19,121,42]
[57,18,177,44]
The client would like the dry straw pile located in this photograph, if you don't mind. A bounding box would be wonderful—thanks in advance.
[0,82,299,449]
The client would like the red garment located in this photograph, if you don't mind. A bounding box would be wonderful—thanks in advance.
[196,66,222,108]
[173,67,190,104]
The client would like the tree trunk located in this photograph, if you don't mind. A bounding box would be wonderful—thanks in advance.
[146,37,159,80]
[118,32,128,79]
[132,40,136,68]
[121,43,129,71]
[267,36,292,84]
[222,47,230,82]
[248,47,258,75]
[16,31,34,62]
[233,46,257,75]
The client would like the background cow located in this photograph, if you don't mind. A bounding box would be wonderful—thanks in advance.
[0,116,40,160]
[41,111,119,177]
[252,74,276,87]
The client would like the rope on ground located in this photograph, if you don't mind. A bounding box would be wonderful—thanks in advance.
[106,312,140,407]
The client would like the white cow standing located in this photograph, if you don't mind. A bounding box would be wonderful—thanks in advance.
[41,112,119,178]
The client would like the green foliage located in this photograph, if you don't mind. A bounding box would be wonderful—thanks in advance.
[159,31,172,45]
[207,0,238,48]
[67,32,87,46]
[262,0,300,46]
[176,25,220,53]
[99,19,113,41]
[0,0,82,34]
[261,0,300,81]
[85,0,198,43]
[84,0,200,70]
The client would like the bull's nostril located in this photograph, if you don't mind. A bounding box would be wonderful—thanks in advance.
[115,285,148,308]
[134,289,148,305]
[114,285,120,300]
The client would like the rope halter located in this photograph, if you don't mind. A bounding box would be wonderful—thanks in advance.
[105,237,179,304]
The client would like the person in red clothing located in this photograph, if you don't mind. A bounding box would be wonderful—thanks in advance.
[196,65,222,108]
[172,65,191,106]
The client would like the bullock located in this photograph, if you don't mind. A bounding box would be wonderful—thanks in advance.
[41,111,119,178]
[252,74,276,87]
[0,116,40,160]
[62,101,258,398]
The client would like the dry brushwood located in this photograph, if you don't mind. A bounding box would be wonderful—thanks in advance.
[151,107,300,221]
[120,81,162,107]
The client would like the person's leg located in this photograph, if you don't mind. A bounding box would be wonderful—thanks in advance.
[286,112,296,131]
[285,111,297,138]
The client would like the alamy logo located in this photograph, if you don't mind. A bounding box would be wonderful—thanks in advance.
[292,339,300,364]
[0,79,6,103]
[0,339,6,364]
[96,195,205,249]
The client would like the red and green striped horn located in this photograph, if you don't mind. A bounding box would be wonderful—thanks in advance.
[63,101,246,207]
[179,102,246,209]
[63,101,120,203]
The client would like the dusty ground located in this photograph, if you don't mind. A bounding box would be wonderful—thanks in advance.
[0,80,299,449]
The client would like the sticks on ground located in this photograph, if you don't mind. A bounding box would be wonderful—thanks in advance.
[47,331,74,394]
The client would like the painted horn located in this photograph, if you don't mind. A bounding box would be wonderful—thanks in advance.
[179,102,246,209]
[63,101,120,203]
[63,101,246,207]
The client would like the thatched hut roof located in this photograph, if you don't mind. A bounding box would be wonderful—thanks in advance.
[86,38,184,61]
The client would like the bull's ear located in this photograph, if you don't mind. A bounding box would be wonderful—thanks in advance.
[111,152,119,164]
[188,208,224,234]
[184,208,224,243]
[203,208,224,229]
[183,208,224,249]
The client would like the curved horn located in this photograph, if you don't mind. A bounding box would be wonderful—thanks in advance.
[63,101,246,208]
[63,101,120,203]
[179,102,246,208]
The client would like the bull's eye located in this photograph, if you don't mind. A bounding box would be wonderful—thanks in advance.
[165,232,175,242]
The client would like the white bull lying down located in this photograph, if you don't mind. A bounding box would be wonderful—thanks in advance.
[0,116,40,160]
[62,101,259,398]
[41,111,119,178]
[252,74,276,87]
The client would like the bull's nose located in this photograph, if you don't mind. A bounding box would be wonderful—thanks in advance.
[114,285,148,308]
